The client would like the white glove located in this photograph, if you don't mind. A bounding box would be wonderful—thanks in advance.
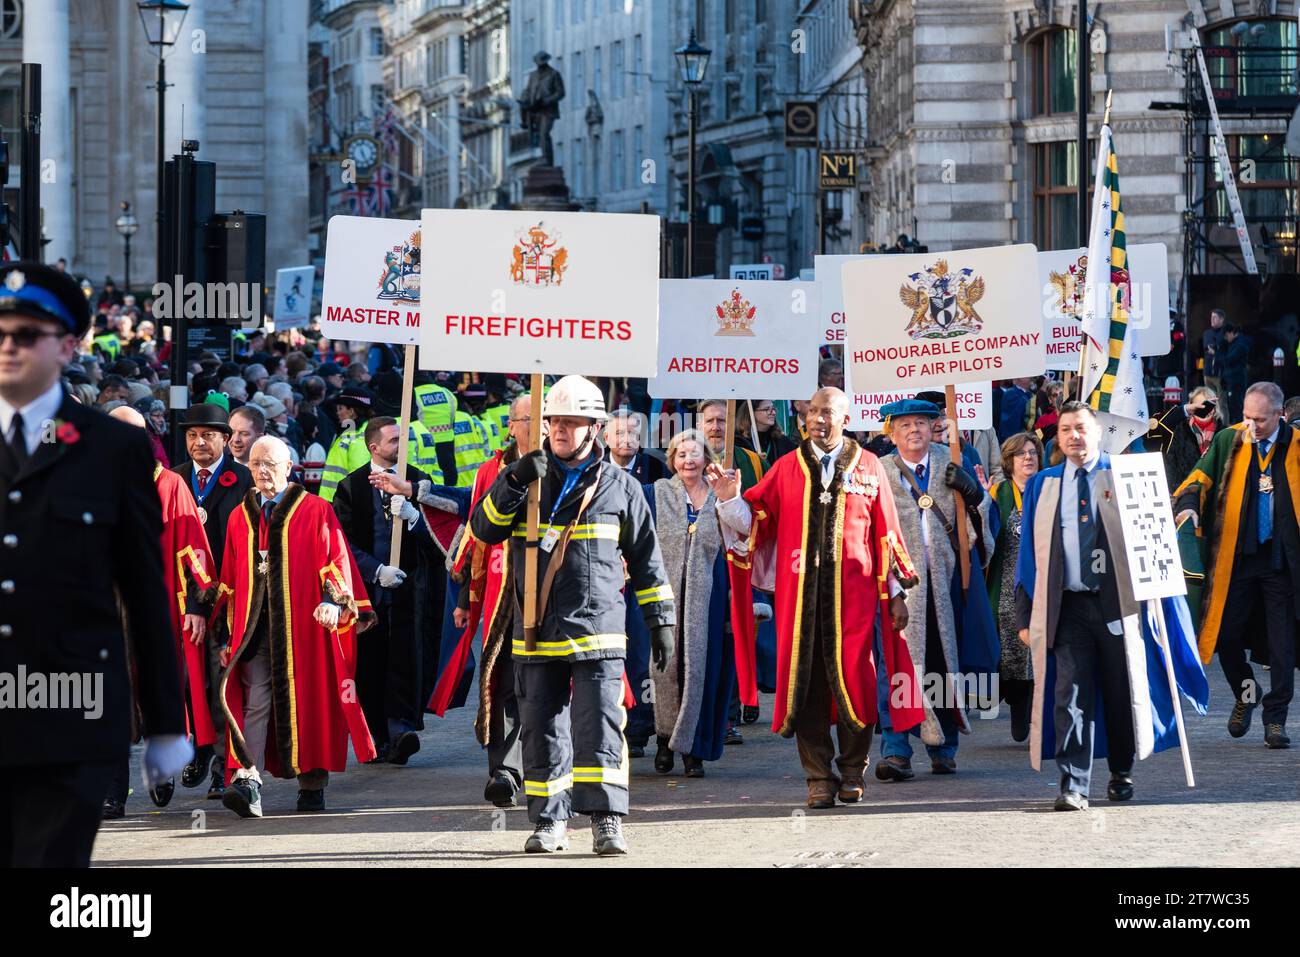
[376,564,407,589]
[390,494,420,524]
[142,734,194,790]
[753,602,774,623]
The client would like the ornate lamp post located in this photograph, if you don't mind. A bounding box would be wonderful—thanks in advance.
[675,30,711,277]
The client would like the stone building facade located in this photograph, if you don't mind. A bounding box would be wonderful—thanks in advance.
[8,0,309,289]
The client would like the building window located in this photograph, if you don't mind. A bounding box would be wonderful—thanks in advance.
[633,125,643,175]
[1032,140,1094,251]
[573,52,584,102]
[591,134,602,196]
[695,0,706,41]
[612,130,625,190]
[573,0,584,24]
[593,45,602,97]
[371,85,385,116]
[1202,19,1299,102]
[553,0,563,28]
[1207,133,1298,223]
[370,27,384,57]
[1028,28,1078,116]
[612,41,624,99]
[633,35,643,92]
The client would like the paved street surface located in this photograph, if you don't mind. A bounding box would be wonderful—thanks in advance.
[94,666,1299,868]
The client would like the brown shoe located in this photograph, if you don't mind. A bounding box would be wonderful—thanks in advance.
[837,775,865,803]
[806,780,838,809]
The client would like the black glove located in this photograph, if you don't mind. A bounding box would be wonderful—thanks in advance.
[944,461,982,508]
[650,625,675,672]
[506,449,548,488]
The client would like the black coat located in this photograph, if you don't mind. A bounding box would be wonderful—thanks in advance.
[171,456,254,574]
[0,394,185,766]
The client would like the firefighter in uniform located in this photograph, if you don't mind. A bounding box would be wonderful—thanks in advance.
[468,375,674,856]
[319,386,375,502]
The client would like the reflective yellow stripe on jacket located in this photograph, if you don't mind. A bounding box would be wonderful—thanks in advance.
[511,633,627,658]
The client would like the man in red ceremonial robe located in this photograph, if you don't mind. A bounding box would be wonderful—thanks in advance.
[105,406,214,816]
[211,436,377,818]
[708,387,924,809]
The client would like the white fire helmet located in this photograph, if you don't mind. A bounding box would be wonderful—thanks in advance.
[543,375,608,421]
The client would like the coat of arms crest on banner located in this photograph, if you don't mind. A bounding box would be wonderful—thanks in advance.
[509,223,570,287]
[1048,254,1088,319]
[899,258,985,340]
[714,289,757,336]
[376,229,421,305]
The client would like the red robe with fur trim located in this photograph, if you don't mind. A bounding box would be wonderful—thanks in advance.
[156,465,217,746]
[728,439,925,737]
[212,485,377,778]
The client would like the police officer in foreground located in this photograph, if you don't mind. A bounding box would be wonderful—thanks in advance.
[0,262,189,867]
[468,375,675,856]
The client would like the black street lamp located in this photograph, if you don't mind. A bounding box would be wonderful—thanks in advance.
[675,30,710,277]
[137,0,189,284]
[115,201,139,294]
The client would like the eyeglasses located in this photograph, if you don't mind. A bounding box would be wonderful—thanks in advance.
[0,328,62,348]
[249,459,288,472]
[1012,448,1039,459]
[510,416,532,424]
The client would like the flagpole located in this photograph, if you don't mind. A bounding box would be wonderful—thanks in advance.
[1152,598,1196,787]
[1076,90,1114,386]
[1077,0,1090,249]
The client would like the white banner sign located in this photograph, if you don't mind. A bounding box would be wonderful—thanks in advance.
[272,265,315,331]
[812,254,870,345]
[1038,242,1171,370]
[648,280,821,400]
[845,366,992,431]
[1109,452,1187,601]
[844,244,1044,391]
[420,209,660,377]
[320,216,422,344]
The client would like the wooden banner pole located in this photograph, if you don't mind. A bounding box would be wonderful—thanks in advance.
[522,372,545,652]
[945,384,971,592]
[388,345,417,567]
[724,399,737,471]
[1153,598,1196,787]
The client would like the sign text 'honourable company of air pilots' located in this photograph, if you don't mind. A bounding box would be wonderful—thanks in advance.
[842,244,1045,392]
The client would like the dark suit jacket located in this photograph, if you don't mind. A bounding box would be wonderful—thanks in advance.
[0,393,185,766]
[172,455,253,574]
[1015,456,1124,647]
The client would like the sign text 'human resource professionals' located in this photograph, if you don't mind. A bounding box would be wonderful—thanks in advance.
[320,215,423,345]
[419,209,660,377]
[843,244,1043,392]
[648,279,820,400]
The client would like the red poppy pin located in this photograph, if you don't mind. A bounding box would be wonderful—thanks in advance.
[219,471,238,487]
[54,421,81,445]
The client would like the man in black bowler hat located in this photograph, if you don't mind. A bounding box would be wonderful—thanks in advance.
[172,402,253,798]
[0,262,189,867]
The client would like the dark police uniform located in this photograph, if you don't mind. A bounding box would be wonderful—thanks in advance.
[0,262,184,867]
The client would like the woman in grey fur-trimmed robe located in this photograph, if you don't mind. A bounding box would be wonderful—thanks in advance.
[875,400,997,777]
[645,429,734,778]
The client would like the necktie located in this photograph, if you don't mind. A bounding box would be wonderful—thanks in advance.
[1078,467,1099,591]
[821,453,833,484]
[197,468,211,493]
[1258,439,1273,545]
[8,412,27,472]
